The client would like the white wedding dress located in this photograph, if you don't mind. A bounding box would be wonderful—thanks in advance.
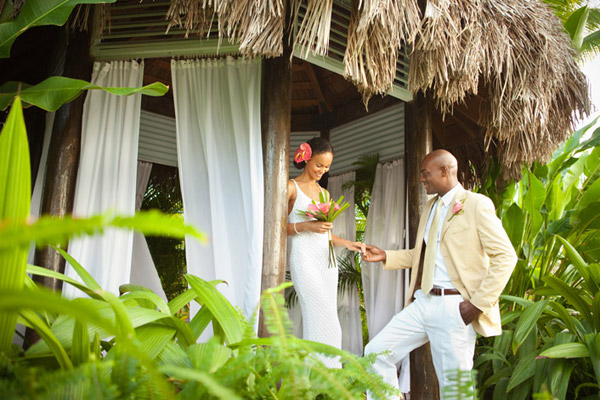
[287,179,342,368]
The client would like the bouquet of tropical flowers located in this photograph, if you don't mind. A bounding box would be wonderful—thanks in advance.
[297,191,350,268]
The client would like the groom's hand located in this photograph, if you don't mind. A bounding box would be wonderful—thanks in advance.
[362,245,386,263]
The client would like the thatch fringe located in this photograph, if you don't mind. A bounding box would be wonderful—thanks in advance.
[409,0,590,178]
[290,0,333,58]
[166,0,284,57]
[344,0,421,106]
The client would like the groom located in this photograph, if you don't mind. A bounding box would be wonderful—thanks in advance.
[362,150,517,399]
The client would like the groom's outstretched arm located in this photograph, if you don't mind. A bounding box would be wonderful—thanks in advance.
[362,245,414,270]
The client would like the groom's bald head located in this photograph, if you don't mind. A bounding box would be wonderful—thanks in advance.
[420,150,459,196]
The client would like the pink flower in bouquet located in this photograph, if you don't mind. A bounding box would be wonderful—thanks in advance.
[294,143,312,163]
[297,193,351,268]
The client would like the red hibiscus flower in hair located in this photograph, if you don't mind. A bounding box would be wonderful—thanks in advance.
[294,143,312,163]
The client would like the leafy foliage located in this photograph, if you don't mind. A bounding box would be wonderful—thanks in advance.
[0,0,116,58]
[474,118,600,399]
[542,0,600,58]
[0,93,391,399]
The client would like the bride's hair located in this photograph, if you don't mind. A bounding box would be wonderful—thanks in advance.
[293,137,333,170]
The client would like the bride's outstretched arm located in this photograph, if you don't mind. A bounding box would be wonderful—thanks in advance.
[331,234,363,253]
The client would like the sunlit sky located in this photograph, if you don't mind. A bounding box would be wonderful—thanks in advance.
[580,54,600,130]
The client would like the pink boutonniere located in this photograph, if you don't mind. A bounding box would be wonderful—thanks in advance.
[448,199,465,221]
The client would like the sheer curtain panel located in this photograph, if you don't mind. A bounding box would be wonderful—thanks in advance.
[329,171,363,355]
[171,58,263,324]
[362,159,410,391]
[129,161,168,301]
[64,60,144,298]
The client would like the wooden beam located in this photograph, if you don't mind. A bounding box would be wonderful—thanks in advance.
[259,41,292,338]
[303,63,332,112]
[291,99,320,108]
[34,26,92,292]
[405,92,440,400]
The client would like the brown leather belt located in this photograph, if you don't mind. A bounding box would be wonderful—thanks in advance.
[418,286,461,296]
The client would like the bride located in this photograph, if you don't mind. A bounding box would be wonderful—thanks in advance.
[287,137,363,368]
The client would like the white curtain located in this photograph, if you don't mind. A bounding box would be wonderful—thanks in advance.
[171,57,264,325]
[329,171,363,355]
[64,60,144,298]
[129,161,168,301]
[362,159,410,391]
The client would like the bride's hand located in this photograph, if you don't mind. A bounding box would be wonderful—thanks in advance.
[345,241,364,253]
[307,221,333,234]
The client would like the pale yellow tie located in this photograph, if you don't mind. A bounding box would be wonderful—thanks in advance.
[421,198,443,295]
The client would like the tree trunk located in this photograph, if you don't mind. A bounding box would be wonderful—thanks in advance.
[258,42,292,337]
[405,94,439,399]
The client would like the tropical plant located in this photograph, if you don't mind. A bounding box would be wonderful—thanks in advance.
[474,117,600,399]
[543,0,600,58]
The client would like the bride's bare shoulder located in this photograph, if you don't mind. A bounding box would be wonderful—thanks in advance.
[287,180,297,198]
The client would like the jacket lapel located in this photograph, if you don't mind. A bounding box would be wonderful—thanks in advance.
[441,187,467,240]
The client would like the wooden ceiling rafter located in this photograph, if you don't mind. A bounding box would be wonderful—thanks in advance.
[302,62,333,113]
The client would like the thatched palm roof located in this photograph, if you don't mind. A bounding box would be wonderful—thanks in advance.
[82,0,590,179]
[164,0,590,179]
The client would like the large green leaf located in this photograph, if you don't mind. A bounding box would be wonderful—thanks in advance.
[26,264,101,299]
[555,235,598,295]
[586,333,600,386]
[543,275,593,325]
[0,0,116,58]
[539,342,589,358]
[503,204,525,248]
[0,77,169,111]
[513,300,548,353]
[135,324,176,360]
[187,341,232,373]
[0,289,117,353]
[71,319,90,366]
[185,275,244,344]
[523,170,545,235]
[0,96,30,352]
[506,351,538,392]
[0,210,206,250]
[54,246,101,291]
[159,365,241,400]
[20,310,74,369]
[564,5,590,49]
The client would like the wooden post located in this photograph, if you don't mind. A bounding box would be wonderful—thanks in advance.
[33,26,92,292]
[258,42,292,337]
[405,93,439,399]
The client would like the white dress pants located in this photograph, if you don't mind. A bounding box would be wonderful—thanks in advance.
[365,290,477,400]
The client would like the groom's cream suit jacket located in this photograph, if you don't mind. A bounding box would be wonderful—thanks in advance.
[384,187,517,337]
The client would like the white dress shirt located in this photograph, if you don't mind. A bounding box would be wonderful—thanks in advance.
[424,183,462,289]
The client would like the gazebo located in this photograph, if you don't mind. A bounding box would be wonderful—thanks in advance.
[1,0,590,398]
